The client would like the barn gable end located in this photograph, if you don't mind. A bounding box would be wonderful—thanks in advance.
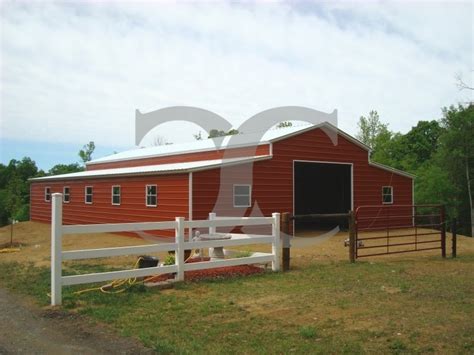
[192,125,413,220]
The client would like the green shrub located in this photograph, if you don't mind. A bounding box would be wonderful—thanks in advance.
[14,203,30,221]
[164,254,175,265]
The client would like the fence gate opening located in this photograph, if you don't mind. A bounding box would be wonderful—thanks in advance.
[354,204,446,259]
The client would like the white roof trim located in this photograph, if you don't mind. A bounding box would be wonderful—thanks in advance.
[30,155,272,182]
[369,161,415,179]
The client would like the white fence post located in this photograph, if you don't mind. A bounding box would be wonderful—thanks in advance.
[175,217,185,281]
[209,212,216,234]
[272,212,281,271]
[51,193,63,306]
[208,212,216,257]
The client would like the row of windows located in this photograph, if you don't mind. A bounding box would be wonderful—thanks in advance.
[44,185,159,207]
[44,184,252,208]
[44,185,392,207]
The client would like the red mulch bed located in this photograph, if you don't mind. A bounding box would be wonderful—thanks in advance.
[146,257,265,283]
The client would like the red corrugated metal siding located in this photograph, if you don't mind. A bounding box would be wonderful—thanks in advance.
[87,145,270,171]
[192,127,413,230]
[30,126,413,237]
[30,174,189,237]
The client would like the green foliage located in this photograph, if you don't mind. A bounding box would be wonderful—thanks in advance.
[193,129,240,139]
[0,158,40,226]
[299,326,317,339]
[4,175,24,217]
[388,339,409,354]
[79,141,95,164]
[0,189,9,226]
[164,254,176,265]
[372,120,443,173]
[14,204,30,221]
[356,110,391,152]
[362,105,473,234]
[438,105,474,234]
[277,121,293,128]
[48,163,84,176]
[208,129,239,138]
[233,250,253,258]
[415,164,459,220]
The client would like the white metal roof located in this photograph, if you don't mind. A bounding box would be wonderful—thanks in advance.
[88,122,368,166]
[31,155,272,182]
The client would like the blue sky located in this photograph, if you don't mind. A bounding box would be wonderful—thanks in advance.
[1,1,472,170]
[0,138,128,171]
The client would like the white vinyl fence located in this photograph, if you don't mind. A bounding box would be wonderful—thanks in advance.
[50,193,280,306]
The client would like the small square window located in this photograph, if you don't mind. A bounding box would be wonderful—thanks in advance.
[233,184,251,207]
[63,187,70,203]
[112,185,121,205]
[146,185,157,207]
[85,186,93,204]
[382,186,393,204]
[45,187,51,202]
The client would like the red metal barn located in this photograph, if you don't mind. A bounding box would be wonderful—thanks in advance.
[30,123,414,236]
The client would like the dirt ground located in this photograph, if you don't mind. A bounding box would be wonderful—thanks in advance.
[0,222,156,268]
[1,221,473,270]
[0,287,153,354]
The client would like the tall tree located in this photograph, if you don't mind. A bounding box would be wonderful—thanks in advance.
[79,141,95,164]
[4,174,24,221]
[356,110,391,154]
[373,120,443,173]
[438,104,474,236]
[0,158,40,223]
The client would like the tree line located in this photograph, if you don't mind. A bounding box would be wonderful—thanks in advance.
[1,107,472,237]
[0,142,95,226]
[357,104,473,236]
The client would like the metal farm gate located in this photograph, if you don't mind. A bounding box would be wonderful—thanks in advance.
[353,204,446,260]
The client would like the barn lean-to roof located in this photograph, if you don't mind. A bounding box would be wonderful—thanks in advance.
[30,155,272,182]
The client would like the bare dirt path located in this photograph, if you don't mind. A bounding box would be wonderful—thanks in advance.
[0,287,153,354]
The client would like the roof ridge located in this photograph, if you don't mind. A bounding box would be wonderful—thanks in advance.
[87,123,315,165]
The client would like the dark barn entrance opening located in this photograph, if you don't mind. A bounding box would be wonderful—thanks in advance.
[294,161,352,233]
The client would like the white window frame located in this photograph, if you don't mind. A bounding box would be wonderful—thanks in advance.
[44,187,51,202]
[63,186,70,203]
[382,186,393,204]
[85,186,93,204]
[145,184,158,207]
[111,185,121,206]
[233,184,252,208]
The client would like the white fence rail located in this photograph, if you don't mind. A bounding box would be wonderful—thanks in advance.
[50,193,280,306]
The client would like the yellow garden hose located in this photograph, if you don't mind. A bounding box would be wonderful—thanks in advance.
[74,252,196,295]
[0,248,20,253]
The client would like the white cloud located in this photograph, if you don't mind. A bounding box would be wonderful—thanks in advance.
[0,1,472,149]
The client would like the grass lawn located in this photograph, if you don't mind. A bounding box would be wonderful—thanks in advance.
[1,253,473,354]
